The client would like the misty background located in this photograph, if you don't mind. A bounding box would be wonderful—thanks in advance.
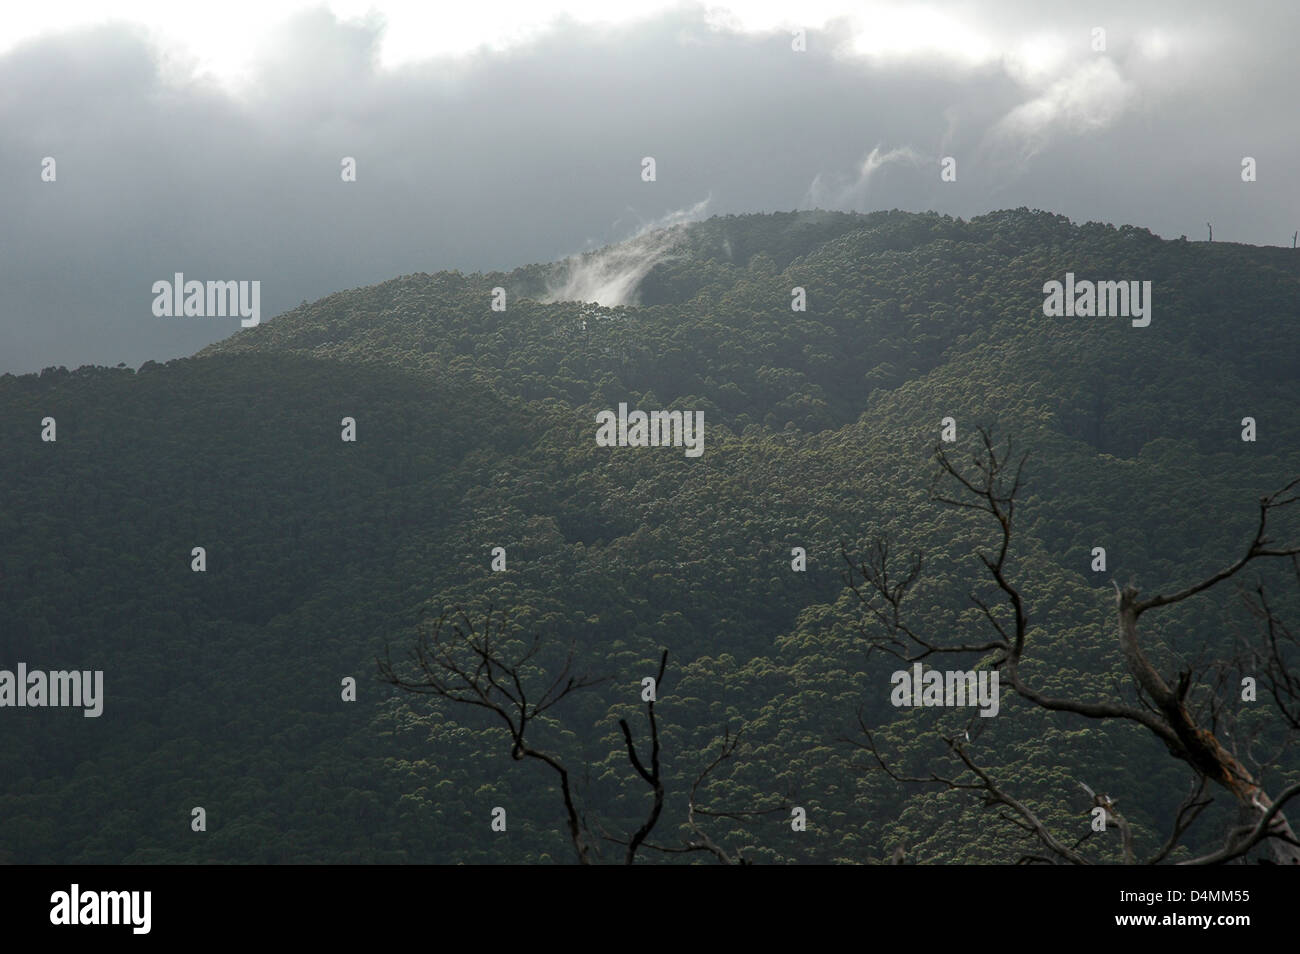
[2,0,1297,373]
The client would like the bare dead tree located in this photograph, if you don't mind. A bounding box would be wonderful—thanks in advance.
[378,607,607,863]
[683,730,793,863]
[845,715,1090,865]
[611,727,791,864]
[1239,569,1300,730]
[612,705,793,862]
[619,649,667,864]
[843,427,1300,864]
[381,615,783,864]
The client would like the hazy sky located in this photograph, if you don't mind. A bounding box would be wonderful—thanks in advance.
[3,1,1296,373]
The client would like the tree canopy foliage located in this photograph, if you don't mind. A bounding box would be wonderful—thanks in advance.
[2,208,1298,863]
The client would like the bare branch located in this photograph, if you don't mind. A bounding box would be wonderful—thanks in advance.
[619,649,668,864]
[378,606,606,863]
[1145,776,1213,865]
[1180,780,1300,865]
[1135,477,1300,616]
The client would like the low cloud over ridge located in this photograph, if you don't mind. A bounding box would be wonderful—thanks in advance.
[3,2,1297,372]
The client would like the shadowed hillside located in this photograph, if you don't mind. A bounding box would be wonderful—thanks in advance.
[3,209,1298,863]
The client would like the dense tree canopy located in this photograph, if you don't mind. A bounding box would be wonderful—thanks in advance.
[2,208,1297,863]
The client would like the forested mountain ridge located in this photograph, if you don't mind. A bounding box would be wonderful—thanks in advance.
[3,208,1298,863]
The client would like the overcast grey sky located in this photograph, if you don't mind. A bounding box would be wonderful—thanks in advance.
[2,1,1296,373]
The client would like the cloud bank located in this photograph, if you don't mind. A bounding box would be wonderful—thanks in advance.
[3,2,1297,372]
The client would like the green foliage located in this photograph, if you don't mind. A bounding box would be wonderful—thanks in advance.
[2,209,1298,863]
